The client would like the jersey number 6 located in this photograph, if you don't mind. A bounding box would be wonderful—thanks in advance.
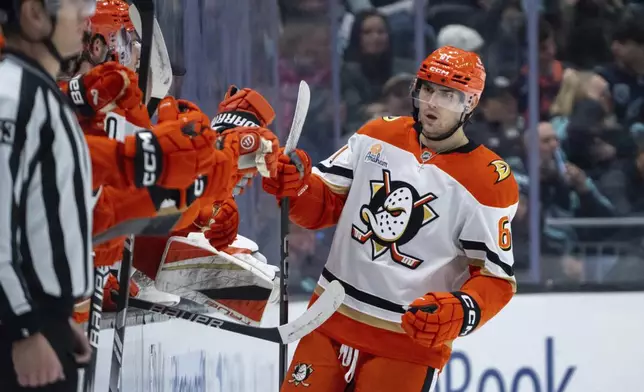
[497,216,512,251]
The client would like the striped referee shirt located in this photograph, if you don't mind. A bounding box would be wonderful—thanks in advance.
[0,50,93,341]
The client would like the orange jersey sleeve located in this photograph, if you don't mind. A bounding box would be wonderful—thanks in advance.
[460,266,514,329]
[289,119,394,229]
[85,135,131,189]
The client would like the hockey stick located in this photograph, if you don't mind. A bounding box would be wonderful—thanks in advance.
[129,2,173,116]
[107,2,155,391]
[82,265,110,392]
[279,80,310,386]
[109,237,135,392]
[92,212,182,246]
[122,279,344,344]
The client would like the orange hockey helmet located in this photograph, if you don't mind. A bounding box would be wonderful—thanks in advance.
[415,45,485,110]
[86,0,137,66]
[411,46,486,140]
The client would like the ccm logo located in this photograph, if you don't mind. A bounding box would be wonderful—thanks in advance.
[459,294,478,336]
[137,131,158,186]
[429,66,449,76]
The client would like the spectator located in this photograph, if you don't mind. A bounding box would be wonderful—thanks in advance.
[381,73,414,116]
[549,68,613,141]
[279,0,327,22]
[596,9,644,131]
[593,137,644,216]
[477,0,525,82]
[517,17,564,120]
[467,76,523,158]
[436,24,484,53]
[510,122,616,281]
[342,9,415,133]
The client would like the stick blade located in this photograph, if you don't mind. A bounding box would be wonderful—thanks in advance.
[92,213,181,246]
[277,280,345,343]
[284,80,310,154]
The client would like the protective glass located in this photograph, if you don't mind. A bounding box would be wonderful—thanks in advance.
[411,79,468,113]
[45,0,97,18]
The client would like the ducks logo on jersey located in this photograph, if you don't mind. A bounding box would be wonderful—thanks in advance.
[351,169,438,269]
[288,363,313,387]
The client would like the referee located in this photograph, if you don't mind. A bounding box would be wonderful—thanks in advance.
[0,0,97,390]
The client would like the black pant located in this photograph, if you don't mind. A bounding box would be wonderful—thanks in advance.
[0,318,79,392]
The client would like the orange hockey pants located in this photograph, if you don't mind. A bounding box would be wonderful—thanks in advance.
[281,330,439,392]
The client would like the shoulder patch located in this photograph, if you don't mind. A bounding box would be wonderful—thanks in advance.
[382,116,401,122]
[489,159,512,183]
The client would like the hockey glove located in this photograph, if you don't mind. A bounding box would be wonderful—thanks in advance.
[401,292,481,348]
[119,115,217,189]
[232,126,280,178]
[211,85,276,131]
[262,148,312,199]
[198,198,240,250]
[66,62,151,132]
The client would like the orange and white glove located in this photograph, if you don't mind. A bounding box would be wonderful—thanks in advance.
[211,85,276,131]
[401,292,481,348]
[65,61,151,132]
[151,96,239,206]
[233,126,280,178]
[196,198,239,250]
[262,148,312,199]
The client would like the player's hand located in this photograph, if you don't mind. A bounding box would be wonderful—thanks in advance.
[401,292,481,348]
[212,85,276,131]
[12,333,65,387]
[120,115,217,189]
[262,148,312,199]
[231,126,280,178]
[201,198,239,250]
[103,273,140,312]
[157,96,211,130]
[68,318,91,365]
[67,62,151,130]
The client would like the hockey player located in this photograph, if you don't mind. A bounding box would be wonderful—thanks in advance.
[130,85,279,322]
[263,46,518,391]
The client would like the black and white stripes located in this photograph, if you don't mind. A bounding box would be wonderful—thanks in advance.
[0,51,93,341]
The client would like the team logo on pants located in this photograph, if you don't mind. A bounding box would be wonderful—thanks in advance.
[289,363,314,387]
[351,169,438,269]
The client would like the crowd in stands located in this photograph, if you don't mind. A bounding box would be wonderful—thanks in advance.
[271,0,644,292]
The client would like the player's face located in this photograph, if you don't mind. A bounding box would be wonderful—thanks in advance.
[415,82,465,139]
[51,0,96,58]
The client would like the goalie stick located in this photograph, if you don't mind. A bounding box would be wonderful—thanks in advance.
[92,212,182,246]
[122,280,345,344]
[279,80,311,386]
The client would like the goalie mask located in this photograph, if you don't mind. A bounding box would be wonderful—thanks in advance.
[411,46,485,141]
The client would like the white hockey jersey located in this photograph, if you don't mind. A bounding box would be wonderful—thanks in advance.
[289,116,518,369]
